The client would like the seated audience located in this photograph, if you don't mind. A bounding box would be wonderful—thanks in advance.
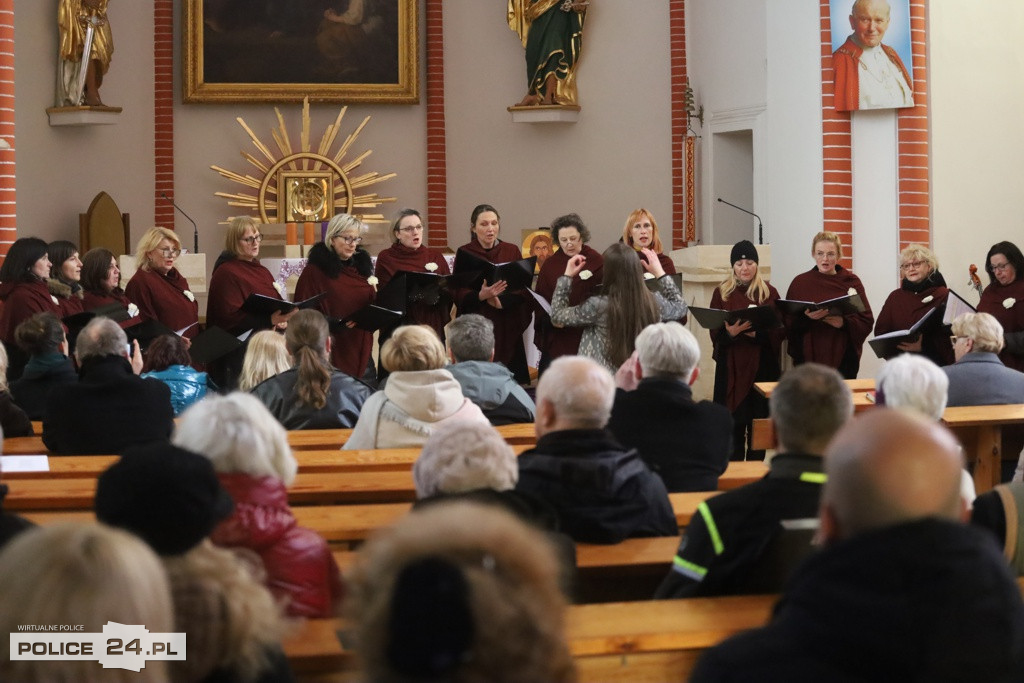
[692,409,1024,681]
[876,353,976,504]
[347,501,575,683]
[972,481,1024,576]
[141,334,212,415]
[0,523,174,682]
[444,314,536,425]
[174,392,344,617]
[95,442,293,682]
[608,322,732,491]
[9,312,77,420]
[515,355,677,543]
[251,309,372,429]
[238,329,291,392]
[344,325,487,449]
[944,312,1024,404]
[0,344,32,437]
[0,440,34,548]
[42,317,174,454]
[656,363,853,599]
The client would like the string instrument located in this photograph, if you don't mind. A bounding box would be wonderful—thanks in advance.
[968,264,984,296]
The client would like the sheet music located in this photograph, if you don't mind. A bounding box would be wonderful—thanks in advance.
[1,455,49,473]
[943,290,976,325]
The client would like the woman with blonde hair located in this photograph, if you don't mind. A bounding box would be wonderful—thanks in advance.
[874,243,954,366]
[0,523,175,682]
[237,329,291,392]
[251,309,372,429]
[124,227,200,342]
[622,207,677,275]
[295,213,378,380]
[709,240,783,459]
[344,324,488,449]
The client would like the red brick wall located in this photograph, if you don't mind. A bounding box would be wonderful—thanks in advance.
[669,0,687,249]
[153,0,175,231]
[424,0,446,245]
[820,0,854,267]
[0,0,15,257]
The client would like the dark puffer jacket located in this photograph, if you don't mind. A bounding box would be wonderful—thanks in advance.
[210,472,344,618]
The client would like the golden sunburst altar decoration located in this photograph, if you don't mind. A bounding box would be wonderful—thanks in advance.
[211,98,396,225]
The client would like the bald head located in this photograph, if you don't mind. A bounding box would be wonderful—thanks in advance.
[821,409,965,543]
[536,356,615,437]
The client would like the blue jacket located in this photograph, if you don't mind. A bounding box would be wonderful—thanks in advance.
[142,364,210,415]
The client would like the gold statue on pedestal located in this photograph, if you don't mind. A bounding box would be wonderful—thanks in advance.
[508,0,589,107]
[57,0,113,107]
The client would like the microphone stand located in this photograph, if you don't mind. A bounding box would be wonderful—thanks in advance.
[717,197,764,245]
[161,193,199,254]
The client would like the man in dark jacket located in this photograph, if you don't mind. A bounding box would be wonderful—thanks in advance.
[608,322,732,491]
[42,317,174,454]
[655,363,853,598]
[514,355,677,544]
[444,314,535,425]
[692,409,1024,682]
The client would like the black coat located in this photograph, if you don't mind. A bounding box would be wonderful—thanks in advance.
[607,377,733,491]
[10,353,78,421]
[692,519,1024,682]
[42,355,174,455]
[250,367,372,430]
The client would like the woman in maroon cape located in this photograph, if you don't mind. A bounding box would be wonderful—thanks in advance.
[710,240,783,460]
[373,208,451,340]
[874,244,954,367]
[46,240,84,318]
[785,231,874,379]
[977,240,1024,372]
[124,227,200,340]
[622,208,676,275]
[534,213,603,374]
[453,204,531,384]
[0,238,61,380]
[295,213,377,381]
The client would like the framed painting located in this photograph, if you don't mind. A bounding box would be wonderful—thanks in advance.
[183,0,419,104]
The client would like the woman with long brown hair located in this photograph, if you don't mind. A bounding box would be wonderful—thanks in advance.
[550,241,686,372]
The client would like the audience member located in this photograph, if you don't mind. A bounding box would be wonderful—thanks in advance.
[692,409,1024,681]
[238,329,291,392]
[347,501,575,683]
[9,312,77,420]
[95,442,293,682]
[656,363,852,598]
[971,481,1024,576]
[344,325,487,449]
[0,343,32,437]
[944,312,1024,405]
[444,314,535,425]
[174,392,344,618]
[608,322,732,491]
[0,523,175,682]
[42,317,173,454]
[515,356,677,543]
[0,434,34,549]
[141,334,211,415]
[251,309,372,429]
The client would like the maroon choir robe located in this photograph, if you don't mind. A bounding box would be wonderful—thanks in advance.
[453,238,532,382]
[49,280,84,318]
[785,266,874,379]
[710,282,784,412]
[978,277,1024,373]
[374,242,452,339]
[874,277,954,367]
[295,243,375,378]
[0,279,62,344]
[82,288,146,331]
[124,267,200,340]
[207,255,283,335]
[534,245,604,362]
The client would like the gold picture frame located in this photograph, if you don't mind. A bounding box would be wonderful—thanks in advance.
[183,0,419,104]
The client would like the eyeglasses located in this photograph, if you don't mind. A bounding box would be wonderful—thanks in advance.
[157,248,181,258]
[338,236,363,245]
[901,260,925,270]
[992,261,1013,272]
[240,234,264,245]
[950,335,966,346]
[398,225,423,233]
[815,251,838,259]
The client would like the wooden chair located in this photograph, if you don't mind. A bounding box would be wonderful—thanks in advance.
[79,191,130,256]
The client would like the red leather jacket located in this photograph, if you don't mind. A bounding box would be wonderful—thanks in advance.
[211,472,344,617]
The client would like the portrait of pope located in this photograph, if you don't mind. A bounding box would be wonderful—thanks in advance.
[831,0,914,112]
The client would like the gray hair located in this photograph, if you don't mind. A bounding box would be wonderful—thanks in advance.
[324,213,368,245]
[770,364,853,454]
[445,314,495,362]
[876,354,948,420]
[173,393,298,486]
[635,322,700,378]
[76,317,128,362]
[537,356,615,429]
[952,312,1004,354]
[413,421,518,498]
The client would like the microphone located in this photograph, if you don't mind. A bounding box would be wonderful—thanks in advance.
[161,192,199,254]
[717,197,764,245]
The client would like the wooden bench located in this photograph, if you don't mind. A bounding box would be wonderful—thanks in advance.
[754,378,875,397]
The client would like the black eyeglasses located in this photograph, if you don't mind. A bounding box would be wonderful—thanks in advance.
[240,234,264,245]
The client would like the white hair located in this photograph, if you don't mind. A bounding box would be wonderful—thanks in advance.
[537,356,615,429]
[876,353,948,420]
[413,421,518,498]
[173,393,298,486]
[635,322,700,378]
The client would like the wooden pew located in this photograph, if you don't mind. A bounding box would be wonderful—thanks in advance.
[754,378,875,397]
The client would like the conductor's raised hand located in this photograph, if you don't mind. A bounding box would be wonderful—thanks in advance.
[639,248,666,278]
[564,254,587,278]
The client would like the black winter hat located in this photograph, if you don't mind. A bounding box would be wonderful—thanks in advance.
[730,240,759,265]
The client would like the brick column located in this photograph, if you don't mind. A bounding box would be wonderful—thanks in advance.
[897,0,930,248]
[0,0,16,257]
[669,0,687,249]
[153,0,175,230]
[820,1,854,267]
[424,0,446,245]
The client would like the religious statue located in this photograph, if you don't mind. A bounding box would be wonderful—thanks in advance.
[507,0,588,107]
[57,0,113,107]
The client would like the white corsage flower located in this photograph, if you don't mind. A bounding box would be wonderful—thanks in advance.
[183,290,195,302]
[127,303,140,318]
[643,272,656,280]
[425,262,438,272]
[367,275,379,287]
[50,295,59,305]
[921,295,934,304]
[847,287,857,296]
[1004,297,1016,309]
[579,270,593,280]
[273,281,286,297]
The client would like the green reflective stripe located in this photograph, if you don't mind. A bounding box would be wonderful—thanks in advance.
[672,555,708,579]
[800,472,827,484]
[697,501,724,555]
